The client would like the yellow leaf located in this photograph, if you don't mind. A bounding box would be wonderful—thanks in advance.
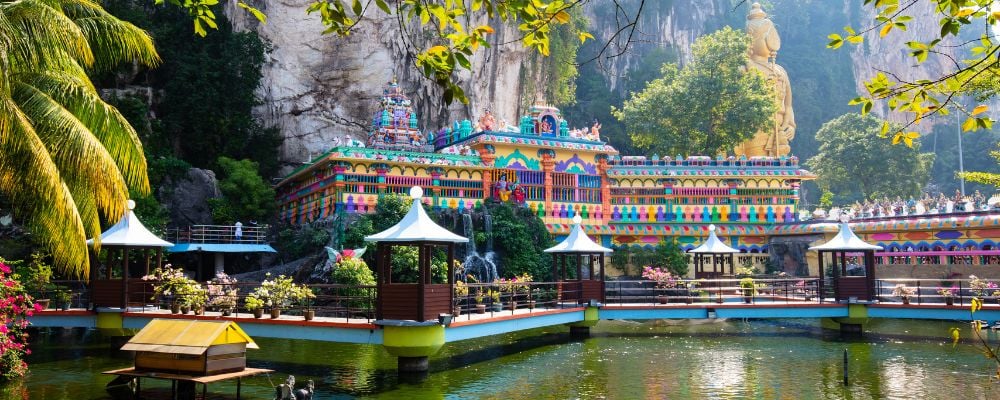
[553,10,571,24]
[972,104,988,116]
[427,45,449,54]
[962,117,977,132]
[956,8,975,17]
[951,327,961,346]
[972,297,982,313]
[880,23,892,37]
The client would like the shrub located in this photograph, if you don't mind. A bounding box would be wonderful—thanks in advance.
[0,261,41,381]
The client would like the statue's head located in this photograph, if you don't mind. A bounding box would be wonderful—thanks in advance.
[746,2,779,58]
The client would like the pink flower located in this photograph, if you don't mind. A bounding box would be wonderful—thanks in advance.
[0,263,10,274]
[33,303,43,312]
[4,281,12,287]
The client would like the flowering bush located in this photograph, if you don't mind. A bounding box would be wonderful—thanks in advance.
[642,266,677,289]
[206,273,239,312]
[937,286,958,298]
[1,261,41,381]
[247,273,311,309]
[969,275,997,297]
[143,265,206,308]
[891,284,916,298]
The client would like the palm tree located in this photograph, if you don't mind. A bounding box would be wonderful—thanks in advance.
[0,0,159,278]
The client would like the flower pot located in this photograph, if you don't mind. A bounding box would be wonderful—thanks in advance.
[475,304,487,314]
[527,301,536,310]
[271,308,281,319]
[194,307,204,315]
[181,305,191,314]
[170,303,180,314]
[491,303,503,312]
[902,297,910,305]
[253,309,264,319]
[508,301,518,311]
[453,307,461,317]
[656,295,669,305]
[60,302,70,311]
[743,296,753,304]
[222,309,232,317]
[685,297,693,305]
[946,297,954,306]
[304,309,315,321]
[715,296,724,304]
[36,299,50,310]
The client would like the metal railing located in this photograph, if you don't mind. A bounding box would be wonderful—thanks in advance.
[875,278,997,307]
[451,281,578,321]
[164,224,269,245]
[604,278,823,305]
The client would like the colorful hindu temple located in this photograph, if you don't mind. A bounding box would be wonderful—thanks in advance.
[276,82,813,263]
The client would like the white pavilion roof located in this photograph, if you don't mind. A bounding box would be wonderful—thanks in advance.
[809,221,883,251]
[365,187,468,243]
[688,224,740,254]
[87,200,173,248]
[544,216,613,254]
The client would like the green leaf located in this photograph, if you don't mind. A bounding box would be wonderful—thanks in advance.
[375,0,391,14]
[352,0,362,16]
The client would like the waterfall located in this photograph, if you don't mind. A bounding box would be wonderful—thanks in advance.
[483,213,493,252]
[461,212,498,283]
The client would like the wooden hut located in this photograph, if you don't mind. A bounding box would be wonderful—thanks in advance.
[88,200,174,308]
[366,186,468,322]
[544,215,612,304]
[121,319,259,376]
[688,224,740,279]
[809,215,883,302]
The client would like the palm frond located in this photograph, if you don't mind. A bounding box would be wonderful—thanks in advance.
[0,0,92,69]
[59,0,160,71]
[18,67,150,194]
[12,80,130,227]
[0,96,89,277]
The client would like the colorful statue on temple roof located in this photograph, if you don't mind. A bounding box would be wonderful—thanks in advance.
[367,79,426,151]
[478,110,497,132]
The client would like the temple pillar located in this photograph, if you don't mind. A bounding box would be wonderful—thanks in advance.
[598,158,612,225]
[542,153,554,217]
[381,324,445,373]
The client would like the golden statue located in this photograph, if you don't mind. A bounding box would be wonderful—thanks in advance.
[734,2,795,158]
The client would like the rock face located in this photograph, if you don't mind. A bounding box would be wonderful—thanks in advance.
[158,168,221,227]
[227,1,550,174]
[224,0,965,171]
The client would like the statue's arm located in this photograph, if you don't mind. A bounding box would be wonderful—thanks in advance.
[782,78,796,139]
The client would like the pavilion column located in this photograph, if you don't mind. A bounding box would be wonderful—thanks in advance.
[121,248,130,308]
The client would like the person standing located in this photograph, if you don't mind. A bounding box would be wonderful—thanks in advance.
[234,221,243,242]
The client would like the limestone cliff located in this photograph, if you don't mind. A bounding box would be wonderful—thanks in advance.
[226,0,549,174]
[225,0,962,173]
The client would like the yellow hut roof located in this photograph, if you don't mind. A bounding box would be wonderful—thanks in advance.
[121,319,259,355]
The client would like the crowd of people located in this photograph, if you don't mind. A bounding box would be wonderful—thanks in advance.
[812,190,998,221]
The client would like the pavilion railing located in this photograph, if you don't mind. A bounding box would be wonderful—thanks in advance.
[875,278,1000,307]
[165,224,270,245]
[603,278,823,305]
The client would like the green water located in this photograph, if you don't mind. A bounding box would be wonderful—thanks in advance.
[4,319,998,399]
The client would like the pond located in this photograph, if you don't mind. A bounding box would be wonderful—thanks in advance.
[3,318,997,399]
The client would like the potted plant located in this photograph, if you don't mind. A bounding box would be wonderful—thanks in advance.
[642,266,677,304]
[938,286,957,306]
[142,264,192,312]
[969,275,997,300]
[740,277,756,304]
[474,289,486,314]
[299,286,317,320]
[245,295,265,318]
[891,284,917,305]
[488,289,502,312]
[993,290,1000,306]
[453,281,468,317]
[206,273,239,316]
[176,282,207,315]
[248,273,311,319]
[53,287,72,311]
[497,278,518,310]
[683,281,700,304]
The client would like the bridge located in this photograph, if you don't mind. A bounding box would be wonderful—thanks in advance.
[29,278,1000,373]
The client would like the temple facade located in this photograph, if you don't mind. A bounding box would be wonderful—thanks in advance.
[275,82,812,255]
